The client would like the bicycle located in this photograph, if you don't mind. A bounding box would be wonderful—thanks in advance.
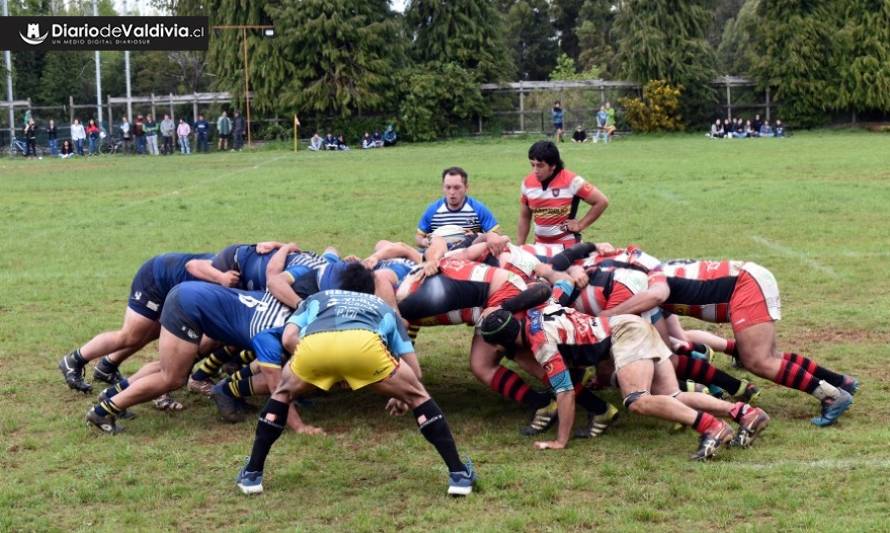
[98,136,125,155]
[5,138,48,158]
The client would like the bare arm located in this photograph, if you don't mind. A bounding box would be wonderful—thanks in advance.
[186,259,239,287]
[255,241,289,254]
[265,242,300,278]
[268,273,302,309]
[367,241,423,266]
[535,390,575,450]
[415,232,431,248]
[599,282,670,318]
[566,186,609,234]
[517,203,532,245]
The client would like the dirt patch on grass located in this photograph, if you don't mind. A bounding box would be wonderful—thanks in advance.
[783,327,890,347]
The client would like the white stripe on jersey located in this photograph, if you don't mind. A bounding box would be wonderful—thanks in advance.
[249,291,291,337]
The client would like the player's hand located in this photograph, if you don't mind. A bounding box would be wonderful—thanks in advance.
[343,255,361,263]
[564,219,583,233]
[385,398,409,416]
[534,440,566,450]
[294,424,325,436]
[421,261,439,279]
[362,255,380,270]
[485,234,510,256]
[255,241,281,254]
[220,270,240,287]
[595,242,615,254]
[567,265,589,288]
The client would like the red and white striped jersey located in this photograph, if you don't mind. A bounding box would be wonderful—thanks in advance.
[571,267,649,316]
[520,169,596,245]
[660,260,744,321]
[524,303,613,378]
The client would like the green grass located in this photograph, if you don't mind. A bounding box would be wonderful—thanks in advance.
[2,131,890,532]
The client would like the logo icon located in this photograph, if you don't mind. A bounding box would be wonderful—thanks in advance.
[552,189,560,197]
[19,23,48,45]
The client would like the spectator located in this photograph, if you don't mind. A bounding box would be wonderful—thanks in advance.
[361,132,374,149]
[60,139,75,159]
[232,110,245,150]
[86,118,101,155]
[745,120,755,137]
[71,118,86,156]
[734,118,746,138]
[194,114,210,153]
[572,125,588,143]
[383,124,397,147]
[120,117,132,154]
[336,134,349,151]
[160,114,175,155]
[552,100,564,142]
[710,118,725,139]
[47,119,58,156]
[775,120,786,137]
[24,118,38,157]
[309,131,323,151]
[177,118,192,154]
[415,166,500,248]
[217,111,232,151]
[324,132,338,150]
[605,101,616,138]
[372,130,384,148]
[759,120,773,137]
[595,105,609,143]
[752,114,763,137]
[134,115,146,154]
[144,114,160,155]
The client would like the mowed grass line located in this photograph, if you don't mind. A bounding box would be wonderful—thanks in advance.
[1,131,889,532]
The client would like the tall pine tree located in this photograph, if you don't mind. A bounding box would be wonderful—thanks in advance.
[576,0,617,75]
[550,0,584,62]
[504,0,559,80]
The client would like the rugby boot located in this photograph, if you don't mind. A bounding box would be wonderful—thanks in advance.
[59,351,92,393]
[731,407,770,448]
[236,459,264,495]
[187,376,215,396]
[92,356,125,385]
[86,408,123,434]
[574,403,619,439]
[212,382,247,423]
[447,459,476,496]
[690,421,734,461]
[520,400,558,436]
[97,387,136,420]
[736,381,762,404]
[839,375,860,396]
[811,389,853,427]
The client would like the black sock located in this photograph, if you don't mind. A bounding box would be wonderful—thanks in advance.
[413,399,464,473]
[71,349,87,366]
[246,399,289,472]
[191,347,234,381]
[96,356,119,373]
[224,376,254,399]
[576,387,608,416]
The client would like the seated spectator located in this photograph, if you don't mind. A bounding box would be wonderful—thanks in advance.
[745,120,755,137]
[752,114,763,137]
[724,117,734,138]
[372,130,384,148]
[759,120,774,137]
[324,133,338,150]
[337,134,349,151]
[309,132,323,151]
[710,118,725,138]
[382,124,397,147]
[734,119,746,138]
[361,132,374,149]
[572,125,588,143]
[775,120,786,137]
[60,139,75,159]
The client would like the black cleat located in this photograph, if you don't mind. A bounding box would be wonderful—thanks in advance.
[59,351,92,393]
[211,382,247,423]
[97,389,136,420]
[93,357,125,385]
[520,400,558,436]
[86,408,123,434]
[691,421,734,461]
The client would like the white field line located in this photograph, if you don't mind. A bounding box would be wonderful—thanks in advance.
[656,189,689,205]
[750,235,840,278]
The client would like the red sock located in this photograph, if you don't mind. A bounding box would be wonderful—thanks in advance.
[692,412,720,434]
[783,352,845,387]
[724,338,737,356]
[773,359,818,393]
[490,366,549,408]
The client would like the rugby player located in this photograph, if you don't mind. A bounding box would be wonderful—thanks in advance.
[235,288,476,496]
[516,141,609,255]
[479,304,770,458]
[416,166,500,249]
[58,252,237,393]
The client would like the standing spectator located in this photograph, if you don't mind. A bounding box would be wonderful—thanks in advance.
[383,124,397,147]
[517,140,609,253]
[71,118,86,156]
[752,114,763,137]
[134,115,146,154]
[24,118,38,157]
[120,117,132,154]
[324,132,338,150]
[309,131,323,151]
[86,118,101,155]
[160,114,175,155]
[47,119,59,156]
[232,110,245,150]
[604,101,616,138]
[217,111,232,151]
[144,114,160,155]
[372,130,384,148]
[177,118,192,154]
[336,133,349,151]
[194,114,210,153]
[775,120,786,137]
[361,132,373,149]
[60,139,75,158]
[551,100,564,142]
[572,125,588,143]
[595,105,609,143]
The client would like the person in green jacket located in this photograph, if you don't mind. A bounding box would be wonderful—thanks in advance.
[217,111,232,151]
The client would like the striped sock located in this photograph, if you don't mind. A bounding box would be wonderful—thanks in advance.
[783,352,845,388]
[191,347,234,381]
[489,366,549,409]
[692,412,720,434]
[94,399,123,418]
[724,339,738,357]
[773,359,819,393]
[675,355,745,396]
[225,376,254,399]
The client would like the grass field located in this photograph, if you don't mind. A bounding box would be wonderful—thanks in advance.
[2,131,890,532]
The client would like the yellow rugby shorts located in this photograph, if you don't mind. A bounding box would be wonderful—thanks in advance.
[289,330,398,390]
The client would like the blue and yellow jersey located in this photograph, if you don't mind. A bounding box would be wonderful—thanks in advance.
[287,290,413,357]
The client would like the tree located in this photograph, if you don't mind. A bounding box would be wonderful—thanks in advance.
[550,0,584,61]
[575,0,617,74]
[398,62,486,141]
[504,0,559,80]
[613,0,718,125]
[406,0,513,81]
[833,1,890,117]
[549,53,600,81]
[716,0,760,76]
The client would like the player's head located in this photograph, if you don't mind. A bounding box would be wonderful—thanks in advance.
[441,167,468,208]
[479,309,521,355]
[338,261,376,295]
[528,140,563,179]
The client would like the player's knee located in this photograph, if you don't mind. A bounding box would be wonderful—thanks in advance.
[623,389,650,415]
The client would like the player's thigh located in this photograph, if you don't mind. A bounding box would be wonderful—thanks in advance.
[121,307,161,343]
[650,358,681,395]
[369,363,430,408]
[616,359,655,396]
[157,331,199,382]
[735,321,777,366]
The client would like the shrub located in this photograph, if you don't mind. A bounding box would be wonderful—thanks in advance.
[618,80,684,132]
